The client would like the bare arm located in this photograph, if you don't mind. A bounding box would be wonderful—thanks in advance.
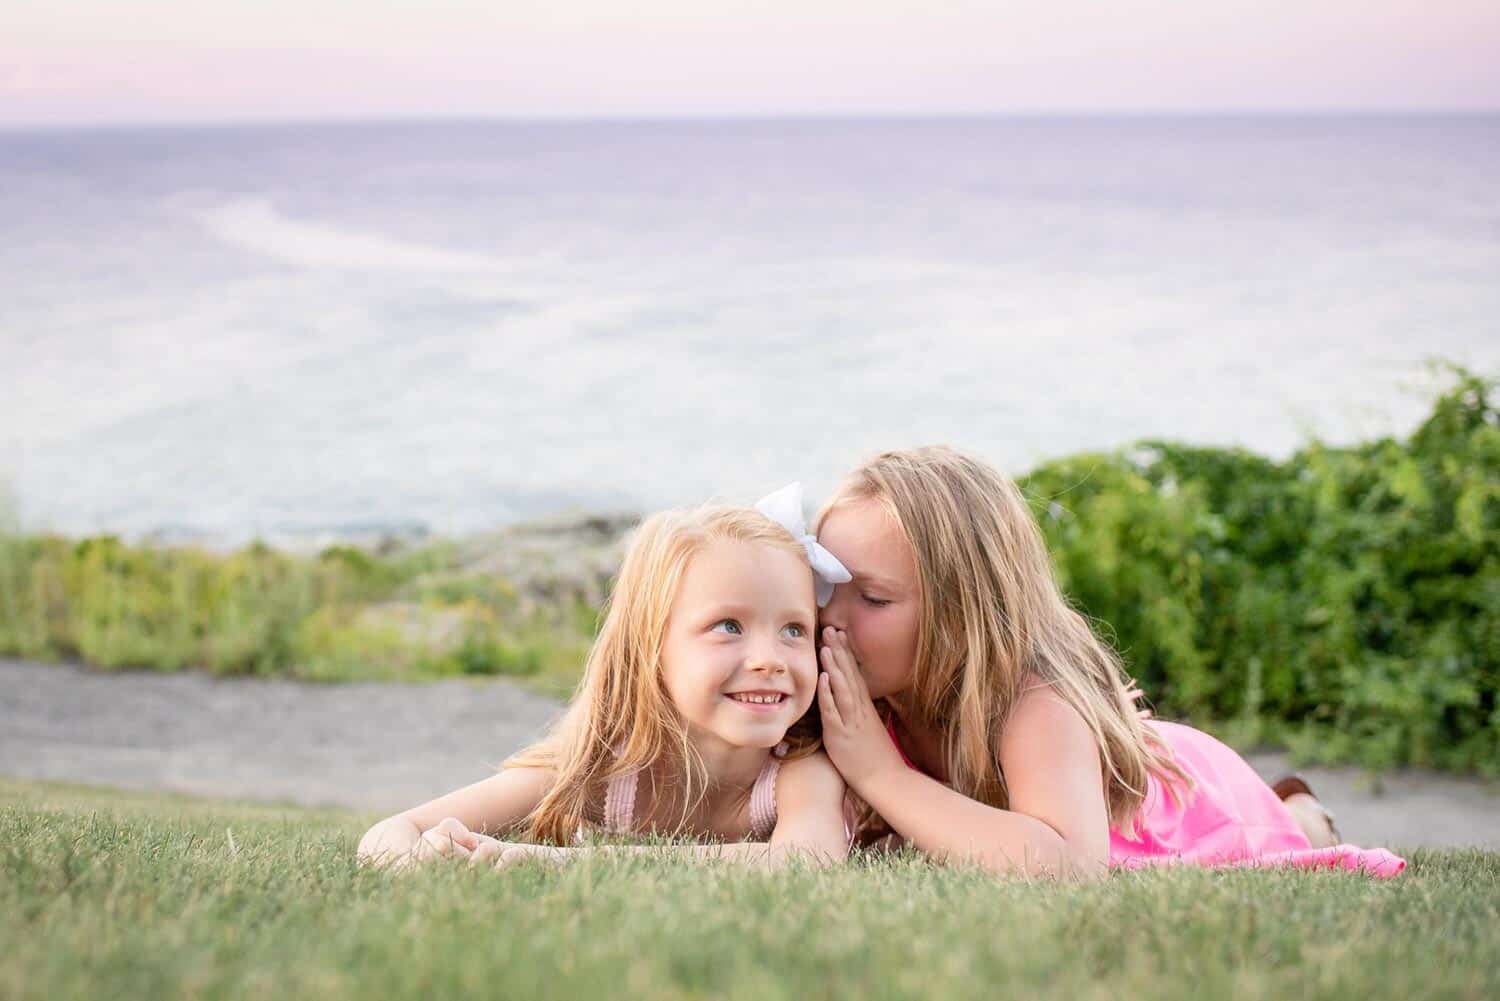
[475,752,851,871]
[763,750,851,865]
[818,628,1108,879]
[356,766,556,866]
[849,692,1109,878]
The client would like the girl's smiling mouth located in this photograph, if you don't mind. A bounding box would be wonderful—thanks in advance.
[725,690,789,711]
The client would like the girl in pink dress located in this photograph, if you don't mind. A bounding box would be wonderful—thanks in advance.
[812,446,1404,879]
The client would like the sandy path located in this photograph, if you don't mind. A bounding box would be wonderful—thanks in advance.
[1,658,562,815]
[4,658,1497,849]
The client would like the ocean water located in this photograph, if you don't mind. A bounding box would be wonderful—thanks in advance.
[3,116,1498,546]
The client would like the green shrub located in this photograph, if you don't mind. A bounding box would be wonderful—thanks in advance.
[1022,365,1498,773]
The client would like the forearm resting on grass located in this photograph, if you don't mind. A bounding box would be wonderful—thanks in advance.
[846,693,1114,879]
[818,629,1110,879]
[356,766,557,867]
[857,765,1103,879]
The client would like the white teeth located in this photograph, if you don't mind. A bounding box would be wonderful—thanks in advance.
[730,693,784,704]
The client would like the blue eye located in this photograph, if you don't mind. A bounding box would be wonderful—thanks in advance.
[783,623,806,639]
[712,619,743,635]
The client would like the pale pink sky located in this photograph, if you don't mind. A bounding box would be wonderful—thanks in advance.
[3,1,1498,125]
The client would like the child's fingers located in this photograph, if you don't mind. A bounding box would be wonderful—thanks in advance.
[821,628,860,691]
[829,631,866,696]
[420,827,473,860]
[819,647,847,717]
[833,633,879,715]
[418,834,467,860]
[823,635,868,720]
[433,816,480,849]
[821,649,858,725]
[820,631,850,683]
[469,840,504,866]
[818,670,842,729]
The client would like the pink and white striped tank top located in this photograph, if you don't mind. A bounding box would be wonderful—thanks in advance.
[599,742,788,839]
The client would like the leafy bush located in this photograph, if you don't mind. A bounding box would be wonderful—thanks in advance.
[1022,366,1498,773]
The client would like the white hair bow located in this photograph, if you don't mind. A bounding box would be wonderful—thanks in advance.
[754,482,852,608]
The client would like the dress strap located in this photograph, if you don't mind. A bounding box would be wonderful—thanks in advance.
[602,768,638,833]
[601,744,789,839]
[886,719,919,771]
[747,742,788,840]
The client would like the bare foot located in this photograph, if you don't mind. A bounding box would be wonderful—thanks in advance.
[1281,792,1340,849]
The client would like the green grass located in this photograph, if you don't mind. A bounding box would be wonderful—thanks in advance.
[3,780,1497,1000]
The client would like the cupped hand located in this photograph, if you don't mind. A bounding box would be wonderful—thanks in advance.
[817,627,906,792]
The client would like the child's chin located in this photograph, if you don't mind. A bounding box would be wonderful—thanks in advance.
[713,721,788,749]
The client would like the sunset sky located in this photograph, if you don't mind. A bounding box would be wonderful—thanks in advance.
[3,1,1498,124]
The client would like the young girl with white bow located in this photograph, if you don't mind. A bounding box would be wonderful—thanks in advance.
[357,486,855,870]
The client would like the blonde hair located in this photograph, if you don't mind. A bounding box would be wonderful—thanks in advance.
[821,446,1191,832]
[507,504,820,844]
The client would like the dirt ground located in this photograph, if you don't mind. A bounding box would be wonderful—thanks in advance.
[4,658,1496,850]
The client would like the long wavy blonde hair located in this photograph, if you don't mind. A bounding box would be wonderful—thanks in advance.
[506,504,821,844]
[821,446,1191,832]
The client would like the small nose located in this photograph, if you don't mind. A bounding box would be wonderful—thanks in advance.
[748,655,787,675]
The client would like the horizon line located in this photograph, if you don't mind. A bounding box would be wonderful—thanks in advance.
[4,107,1500,133]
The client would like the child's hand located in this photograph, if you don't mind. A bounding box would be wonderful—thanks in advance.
[818,627,907,792]
[406,817,484,866]
[469,840,570,870]
[357,815,425,869]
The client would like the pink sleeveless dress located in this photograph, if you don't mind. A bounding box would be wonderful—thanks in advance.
[889,719,1405,878]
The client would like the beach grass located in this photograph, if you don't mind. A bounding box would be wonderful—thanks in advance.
[0,527,596,698]
[3,779,1496,1001]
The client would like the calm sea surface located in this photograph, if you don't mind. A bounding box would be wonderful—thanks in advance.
[3,117,1498,545]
